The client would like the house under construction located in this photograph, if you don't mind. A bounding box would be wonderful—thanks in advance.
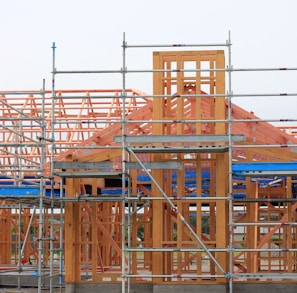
[1,37,297,293]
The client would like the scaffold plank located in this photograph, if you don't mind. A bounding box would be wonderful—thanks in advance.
[54,171,122,178]
[54,161,182,170]
[114,134,245,143]
[232,162,297,176]
[0,186,40,196]
[130,145,229,153]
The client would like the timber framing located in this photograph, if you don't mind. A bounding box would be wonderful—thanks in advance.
[0,43,297,293]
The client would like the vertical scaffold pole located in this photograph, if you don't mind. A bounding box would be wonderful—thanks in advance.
[59,177,64,293]
[227,31,233,293]
[50,42,57,293]
[121,32,128,293]
[38,79,46,293]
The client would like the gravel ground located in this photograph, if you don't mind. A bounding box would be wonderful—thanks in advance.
[0,288,65,293]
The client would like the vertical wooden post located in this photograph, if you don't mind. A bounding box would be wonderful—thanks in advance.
[0,210,10,264]
[246,182,259,273]
[90,180,98,280]
[151,52,164,282]
[286,176,293,273]
[214,50,229,281]
[64,155,81,283]
[216,153,229,279]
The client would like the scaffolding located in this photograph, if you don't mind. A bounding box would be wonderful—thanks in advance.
[1,34,297,293]
[0,84,62,293]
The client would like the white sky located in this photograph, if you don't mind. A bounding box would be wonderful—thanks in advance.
[1,0,297,122]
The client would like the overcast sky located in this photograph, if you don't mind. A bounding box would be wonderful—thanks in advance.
[1,0,297,122]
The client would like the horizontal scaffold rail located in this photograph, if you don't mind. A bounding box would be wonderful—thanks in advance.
[53,67,297,74]
[124,42,230,48]
[232,162,297,176]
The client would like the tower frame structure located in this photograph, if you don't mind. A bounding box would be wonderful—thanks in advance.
[1,35,297,293]
[53,36,297,292]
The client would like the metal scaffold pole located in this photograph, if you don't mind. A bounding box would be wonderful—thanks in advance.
[227,31,234,293]
[49,42,57,293]
[38,79,47,293]
[121,32,128,293]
